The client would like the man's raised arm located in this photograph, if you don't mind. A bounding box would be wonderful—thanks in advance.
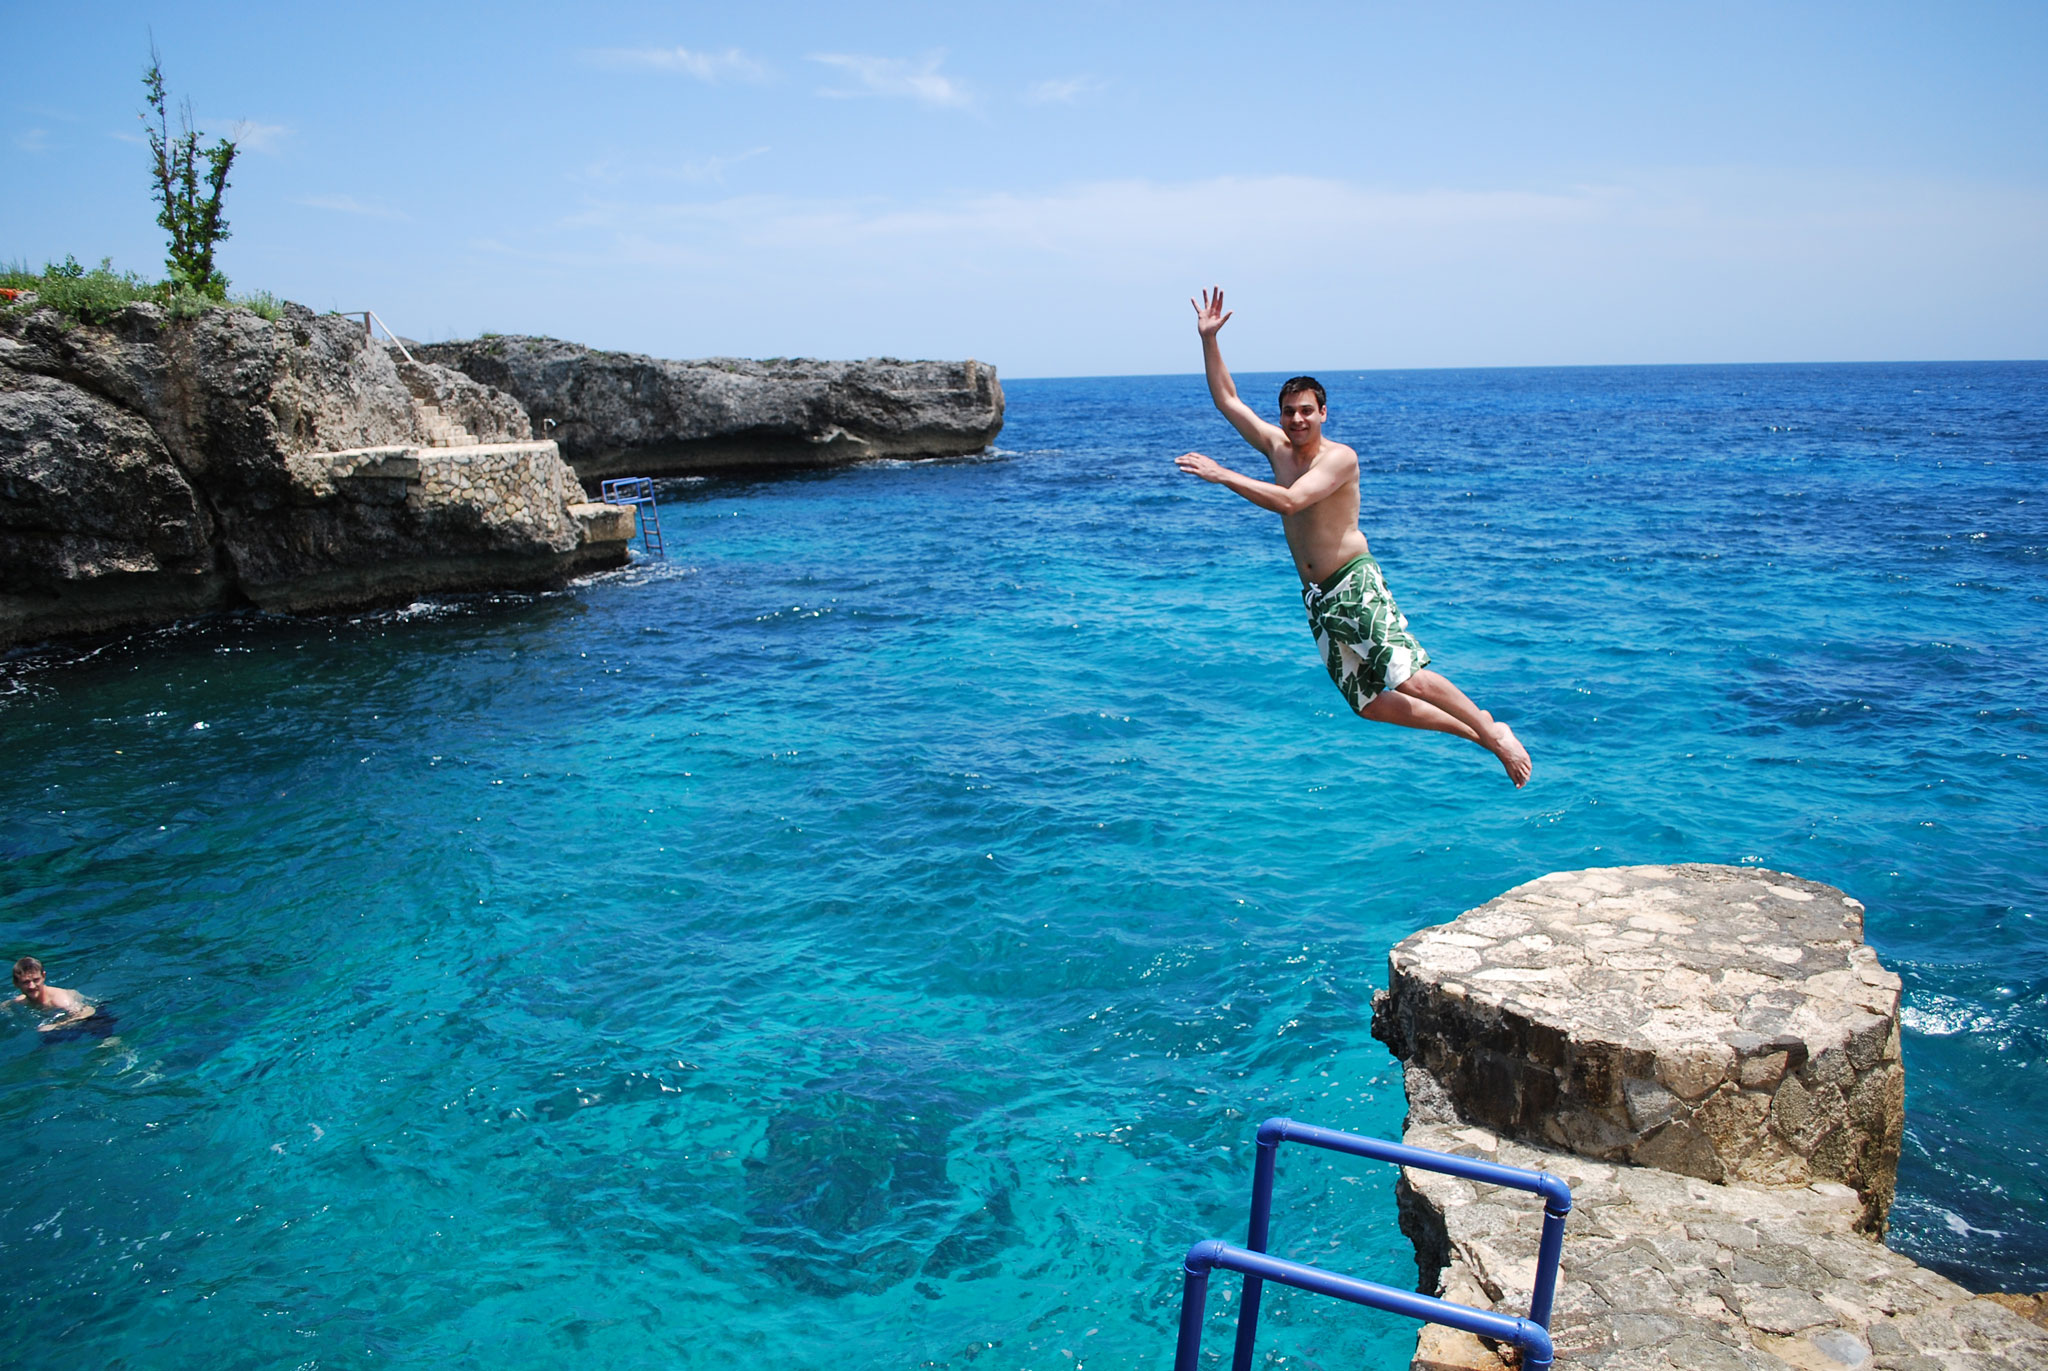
[1192,287,1285,458]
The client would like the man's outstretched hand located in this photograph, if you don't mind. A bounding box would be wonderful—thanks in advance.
[1176,451,1229,483]
[1191,286,1231,339]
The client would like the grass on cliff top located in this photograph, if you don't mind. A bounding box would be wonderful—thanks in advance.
[1,256,284,325]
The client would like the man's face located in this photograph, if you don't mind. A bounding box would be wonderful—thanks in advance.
[1280,391,1325,448]
[15,969,46,1000]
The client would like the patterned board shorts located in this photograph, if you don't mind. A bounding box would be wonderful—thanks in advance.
[1302,553,1431,712]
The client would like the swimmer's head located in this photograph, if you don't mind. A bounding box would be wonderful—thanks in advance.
[13,956,44,991]
[1278,376,1326,413]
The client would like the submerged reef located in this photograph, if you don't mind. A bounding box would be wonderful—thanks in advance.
[1374,864,2048,1370]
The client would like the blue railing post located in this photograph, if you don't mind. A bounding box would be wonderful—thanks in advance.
[1180,1117,1570,1371]
[1228,1125,1282,1371]
[1530,1191,1570,1329]
[1174,1240,1224,1371]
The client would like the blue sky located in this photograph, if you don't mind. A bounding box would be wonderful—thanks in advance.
[5,1,2045,375]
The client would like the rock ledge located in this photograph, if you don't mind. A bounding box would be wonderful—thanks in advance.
[415,336,1005,478]
[1373,865,2045,1369]
[1,302,632,649]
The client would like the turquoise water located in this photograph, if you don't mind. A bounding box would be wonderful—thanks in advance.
[3,363,2044,1368]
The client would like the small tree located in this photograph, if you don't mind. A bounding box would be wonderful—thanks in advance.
[142,48,237,298]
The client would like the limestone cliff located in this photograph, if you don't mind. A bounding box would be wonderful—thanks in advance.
[415,336,1005,479]
[0,300,632,649]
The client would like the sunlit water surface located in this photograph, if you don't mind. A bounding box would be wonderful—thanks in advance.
[3,363,2044,1369]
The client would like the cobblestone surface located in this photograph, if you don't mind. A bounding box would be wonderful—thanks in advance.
[1375,866,2044,1369]
[1372,864,1903,1232]
[1397,1097,2048,1370]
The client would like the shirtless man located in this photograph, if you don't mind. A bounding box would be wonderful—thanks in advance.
[10,956,98,1032]
[1174,287,1532,787]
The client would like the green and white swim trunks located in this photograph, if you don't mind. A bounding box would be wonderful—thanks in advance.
[1302,553,1431,712]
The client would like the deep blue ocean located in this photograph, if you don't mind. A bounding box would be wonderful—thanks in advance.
[2,363,2043,1369]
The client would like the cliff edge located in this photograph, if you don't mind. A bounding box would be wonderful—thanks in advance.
[1372,864,2047,1370]
[415,336,1004,479]
[0,300,631,649]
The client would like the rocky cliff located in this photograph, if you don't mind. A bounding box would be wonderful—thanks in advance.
[0,301,632,649]
[1373,865,2048,1370]
[414,336,1004,479]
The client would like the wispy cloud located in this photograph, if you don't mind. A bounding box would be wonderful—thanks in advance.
[810,52,971,109]
[14,128,50,153]
[485,170,2048,372]
[1026,76,1101,105]
[229,120,291,153]
[584,46,768,82]
[296,194,409,222]
[578,146,771,187]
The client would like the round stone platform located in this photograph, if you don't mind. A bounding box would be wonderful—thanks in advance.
[1371,864,1904,1233]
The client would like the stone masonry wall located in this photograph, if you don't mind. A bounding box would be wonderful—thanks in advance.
[1372,865,1903,1232]
[1373,866,2046,1370]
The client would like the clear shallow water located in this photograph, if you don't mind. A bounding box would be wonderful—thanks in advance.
[2,362,2044,1369]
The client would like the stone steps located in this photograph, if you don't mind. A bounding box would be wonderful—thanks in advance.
[412,401,477,448]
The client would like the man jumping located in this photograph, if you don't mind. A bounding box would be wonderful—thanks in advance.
[1174,287,1532,787]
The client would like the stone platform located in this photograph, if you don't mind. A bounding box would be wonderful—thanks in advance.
[1371,865,2046,1370]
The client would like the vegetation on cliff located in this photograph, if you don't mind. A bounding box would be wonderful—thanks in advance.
[0,52,270,328]
[0,256,282,326]
[142,51,238,298]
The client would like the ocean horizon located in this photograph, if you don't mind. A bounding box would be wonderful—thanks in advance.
[1002,357,2048,382]
[4,359,2043,1368]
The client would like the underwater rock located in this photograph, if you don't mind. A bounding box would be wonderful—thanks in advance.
[742,1079,1016,1297]
[414,336,1005,479]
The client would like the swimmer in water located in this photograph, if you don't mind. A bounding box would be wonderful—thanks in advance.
[1175,287,1532,787]
[11,956,99,1033]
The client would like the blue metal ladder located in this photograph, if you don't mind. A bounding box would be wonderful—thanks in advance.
[599,476,666,558]
[1174,1117,1572,1371]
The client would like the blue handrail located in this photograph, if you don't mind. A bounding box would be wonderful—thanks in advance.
[1174,1116,1572,1371]
[1175,1242,1554,1371]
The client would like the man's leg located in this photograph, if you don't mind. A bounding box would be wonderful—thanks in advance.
[1359,687,1481,742]
[1364,668,1533,787]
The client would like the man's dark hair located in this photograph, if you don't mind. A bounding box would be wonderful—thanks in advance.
[1278,376,1326,410]
[13,956,43,985]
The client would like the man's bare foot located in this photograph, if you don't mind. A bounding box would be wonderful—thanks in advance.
[1489,722,1532,788]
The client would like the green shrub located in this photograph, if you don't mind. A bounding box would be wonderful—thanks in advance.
[232,290,284,321]
[1,256,289,326]
[2,256,161,323]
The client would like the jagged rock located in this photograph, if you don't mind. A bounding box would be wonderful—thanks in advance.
[1,302,629,648]
[1392,1106,2048,1370]
[1374,865,2043,1370]
[1371,864,1904,1233]
[0,367,230,635]
[415,336,1004,478]
[1984,1292,2048,1331]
